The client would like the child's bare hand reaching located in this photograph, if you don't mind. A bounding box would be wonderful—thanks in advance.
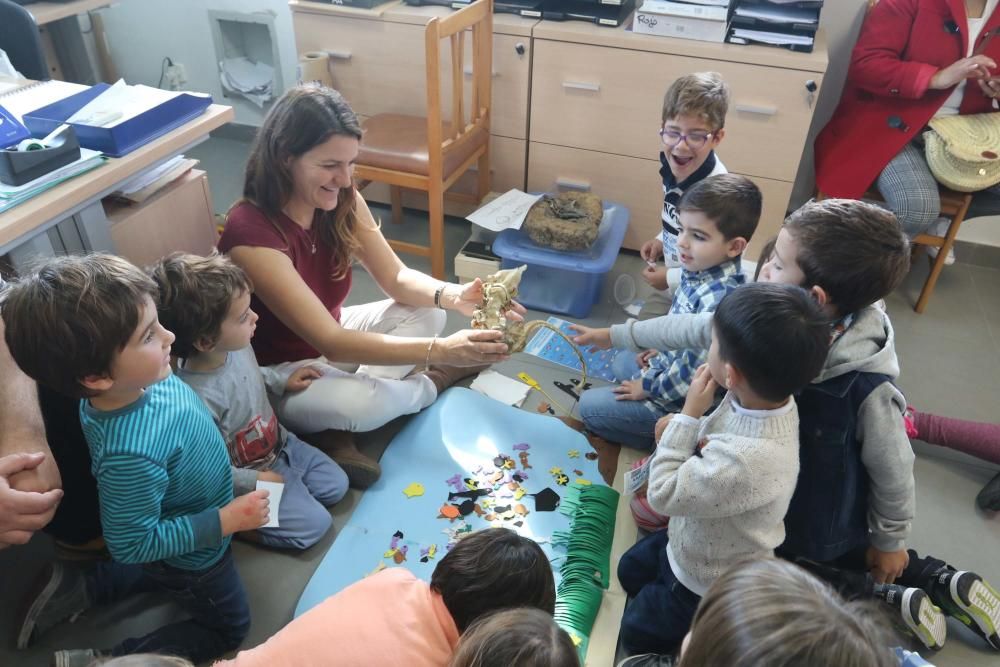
[219,489,270,536]
[614,379,648,401]
[637,349,658,369]
[286,366,322,393]
[654,414,674,443]
[866,546,909,583]
[569,324,612,351]
[681,364,718,419]
[642,266,669,291]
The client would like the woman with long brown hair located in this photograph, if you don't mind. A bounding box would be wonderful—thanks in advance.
[219,85,513,488]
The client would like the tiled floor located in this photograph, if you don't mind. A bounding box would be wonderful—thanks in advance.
[1,136,998,666]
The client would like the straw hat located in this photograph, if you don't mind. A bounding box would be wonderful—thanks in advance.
[924,112,1000,192]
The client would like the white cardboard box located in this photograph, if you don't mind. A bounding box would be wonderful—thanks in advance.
[633,3,729,42]
[454,251,501,284]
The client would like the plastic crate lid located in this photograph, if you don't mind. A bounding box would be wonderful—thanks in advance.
[491,200,630,273]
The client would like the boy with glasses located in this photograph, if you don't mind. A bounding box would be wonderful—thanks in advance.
[640,72,730,314]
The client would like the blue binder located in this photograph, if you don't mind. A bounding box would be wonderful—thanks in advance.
[22,83,213,157]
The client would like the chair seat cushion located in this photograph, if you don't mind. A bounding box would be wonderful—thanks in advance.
[357,114,488,177]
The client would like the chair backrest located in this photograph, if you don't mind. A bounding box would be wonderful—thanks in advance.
[0,0,49,81]
[424,0,493,172]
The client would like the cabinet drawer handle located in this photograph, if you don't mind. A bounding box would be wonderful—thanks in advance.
[326,50,352,60]
[555,177,591,191]
[562,81,600,92]
[734,103,777,116]
[463,66,499,77]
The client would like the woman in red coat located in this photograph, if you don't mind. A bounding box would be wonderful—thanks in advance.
[815,0,1000,254]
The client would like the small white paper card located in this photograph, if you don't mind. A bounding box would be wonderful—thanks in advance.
[255,480,284,528]
[624,458,651,495]
[466,189,542,232]
[470,369,531,407]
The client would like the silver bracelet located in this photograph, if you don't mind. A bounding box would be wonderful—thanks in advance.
[434,285,446,309]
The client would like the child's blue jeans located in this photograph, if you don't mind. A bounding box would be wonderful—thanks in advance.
[88,547,250,662]
[618,529,701,656]
[256,433,348,550]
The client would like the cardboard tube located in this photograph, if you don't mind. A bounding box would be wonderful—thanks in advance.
[297,52,333,88]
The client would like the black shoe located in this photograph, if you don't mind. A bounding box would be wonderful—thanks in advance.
[977,471,1000,511]
[15,562,90,649]
[924,568,1000,651]
[876,584,947,651]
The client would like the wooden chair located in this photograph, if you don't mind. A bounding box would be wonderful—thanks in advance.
[353,0,493,279]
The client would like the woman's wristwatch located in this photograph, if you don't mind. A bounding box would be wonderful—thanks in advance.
[434,284,447,309]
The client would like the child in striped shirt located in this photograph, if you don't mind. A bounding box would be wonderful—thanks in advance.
[1,254,269,667]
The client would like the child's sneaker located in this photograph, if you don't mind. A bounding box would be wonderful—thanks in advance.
[52,649,100,667]
[924,569,1000,650]
[15,561,90,649]
[876,584,947,651]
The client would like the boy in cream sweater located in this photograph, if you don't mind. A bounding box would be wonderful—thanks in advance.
[617,283,829,656]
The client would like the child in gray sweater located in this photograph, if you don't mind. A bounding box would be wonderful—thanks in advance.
[151,253,348,550]
[617,283,829,656]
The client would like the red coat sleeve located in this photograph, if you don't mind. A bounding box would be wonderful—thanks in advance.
[848,0,941,100]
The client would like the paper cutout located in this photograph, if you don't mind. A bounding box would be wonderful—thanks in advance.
[532,487,561,512]
[403,482,425,498]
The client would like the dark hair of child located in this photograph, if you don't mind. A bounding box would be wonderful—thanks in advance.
[713,283,830,401]
[431,528,556,632]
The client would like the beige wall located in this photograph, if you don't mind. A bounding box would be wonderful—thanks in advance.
[790,0,1000,247]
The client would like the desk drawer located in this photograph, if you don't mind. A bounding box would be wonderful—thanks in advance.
[293,16,530,139]
[529,39,820,182]
[527,142,792,258]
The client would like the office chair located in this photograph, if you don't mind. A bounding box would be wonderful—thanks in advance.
[0,0,50,81]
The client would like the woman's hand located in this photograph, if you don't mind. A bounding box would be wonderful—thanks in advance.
[978,77,1000,99]
[446,279,526,321]
[929,55,997,90]
[436,329,510,366]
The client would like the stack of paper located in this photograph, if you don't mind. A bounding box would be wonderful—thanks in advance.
[633,0,734,43]
[219,58,274,109]
[725,0,823,51]
[0,147,105,214]
[111,155,197,203]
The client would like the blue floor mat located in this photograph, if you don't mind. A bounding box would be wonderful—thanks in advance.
[295,387,605,617]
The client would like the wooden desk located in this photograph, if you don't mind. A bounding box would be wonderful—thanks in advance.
[0,104,234,265]
[26,0,111,26]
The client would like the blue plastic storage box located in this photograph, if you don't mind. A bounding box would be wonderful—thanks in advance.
[491,200,629,318]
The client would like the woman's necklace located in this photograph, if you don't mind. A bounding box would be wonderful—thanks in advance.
[308,226,318,254]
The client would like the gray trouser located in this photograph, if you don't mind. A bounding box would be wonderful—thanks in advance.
[877,141,1000,237]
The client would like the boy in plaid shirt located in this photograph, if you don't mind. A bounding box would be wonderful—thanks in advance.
[571,174,761,450]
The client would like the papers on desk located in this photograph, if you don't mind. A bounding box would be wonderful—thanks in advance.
[0,80,88,124]
[111,155,197,203]
[67,79,210,128]
[734,2,818,23]
[730,27,813,45]
[0,147,105,213]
